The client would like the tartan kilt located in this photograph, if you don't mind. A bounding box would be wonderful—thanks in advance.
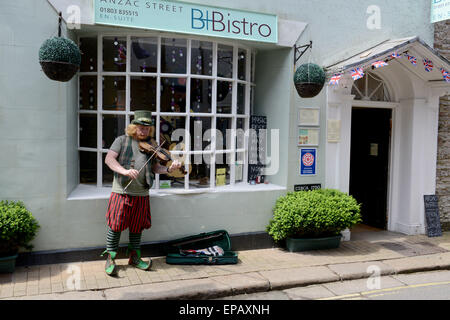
[106,192,152,233]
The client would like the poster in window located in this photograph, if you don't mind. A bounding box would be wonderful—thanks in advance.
[298,108,320,126]
[298,128,319,146]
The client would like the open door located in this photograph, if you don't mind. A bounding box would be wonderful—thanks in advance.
[349,108,392,229]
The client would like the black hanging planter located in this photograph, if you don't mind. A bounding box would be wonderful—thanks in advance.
[40,60,80,82]
[293,63,326,98]
[38,13,81,82]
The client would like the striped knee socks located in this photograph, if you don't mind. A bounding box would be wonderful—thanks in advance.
[106,227,121,252]
[106,228,142,252]
[129,232,142,251]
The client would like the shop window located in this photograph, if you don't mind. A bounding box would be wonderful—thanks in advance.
[352,72,391,102]
[78,35,254,190]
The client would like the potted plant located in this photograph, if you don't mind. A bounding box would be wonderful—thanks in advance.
[39,36,81,82]
[266,189,361,252]
[293,63,326,98]
[0,201,40,273]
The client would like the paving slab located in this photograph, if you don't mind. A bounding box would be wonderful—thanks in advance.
[102,278,232,300]
[327,261,396,280]
[322,276,405,296]
[382,252,450,273]
[209,272,270,295]
[392,270,450,286]
[6,290,106,300]
[258,266,340,290]
[283,284,336,300]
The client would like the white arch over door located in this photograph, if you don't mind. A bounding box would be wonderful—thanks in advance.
[325,62,442,235]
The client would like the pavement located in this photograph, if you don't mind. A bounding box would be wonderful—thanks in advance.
[1,226,450,300]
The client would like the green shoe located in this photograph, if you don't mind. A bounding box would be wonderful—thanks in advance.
[127,247,152,271]
[101,250,118,276]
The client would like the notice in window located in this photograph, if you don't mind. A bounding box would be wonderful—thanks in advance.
[327,119,341,143]
[298,108,320,126]
[298,128,319,146]
[216,168,226,186]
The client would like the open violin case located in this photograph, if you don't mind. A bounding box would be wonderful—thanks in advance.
[165,230,238,265]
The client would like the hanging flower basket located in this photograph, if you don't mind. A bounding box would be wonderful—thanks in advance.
[294,63,326,98]
[39,37,81,82]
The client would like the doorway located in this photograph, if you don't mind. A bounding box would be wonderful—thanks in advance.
[349,108,392,229]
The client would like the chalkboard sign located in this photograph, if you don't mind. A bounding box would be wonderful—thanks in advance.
[294,184,322,192]
[424,195,442,237]
[248,115,267,182]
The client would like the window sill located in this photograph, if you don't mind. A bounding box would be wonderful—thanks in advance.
[67,183,286,200]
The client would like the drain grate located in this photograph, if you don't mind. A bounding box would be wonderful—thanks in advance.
[377,241,447,257]
[378,242,409,251]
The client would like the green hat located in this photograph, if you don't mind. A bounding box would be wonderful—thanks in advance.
[132,110,153,126]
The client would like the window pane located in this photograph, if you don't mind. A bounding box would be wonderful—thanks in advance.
[236,118,245,149]
[250,86,254,113]
[103,114,125,149]
[216,117,232,150]
[251,52,255,83]
[189,154,211,188]
[102,153,113,187]
[217,81,232,114]
[235,152,245,182]
[215,157,230,186]
[130,76,156,112]
[79,76,97,110]
[191,40,212,76]
[161,38,187,74]
[237,83,245,114]
[79,37,97,72]
[217,44,233,78]
[79,113,97,148]
[80,151,96,184]
[103,36,127,72]
[103,76,126,111]
[191,79,212,113]
[131,37,157,73]
[190,117,212,152]
[238,48,246,80]
[159,116,186,149]
[160,77,186,112]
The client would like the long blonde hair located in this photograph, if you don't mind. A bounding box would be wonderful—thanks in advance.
[125,124,154,139]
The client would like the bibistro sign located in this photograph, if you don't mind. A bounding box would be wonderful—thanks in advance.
[94,0,278,43]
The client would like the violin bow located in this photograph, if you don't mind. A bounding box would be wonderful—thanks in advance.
[122,141,165,192]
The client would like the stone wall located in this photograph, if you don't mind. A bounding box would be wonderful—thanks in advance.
[434,20,450,230]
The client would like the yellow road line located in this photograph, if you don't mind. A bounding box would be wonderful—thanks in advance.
[318,280,450,300]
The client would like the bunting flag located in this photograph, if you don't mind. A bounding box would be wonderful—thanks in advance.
[391,52,402,59]
[441,68,450,82]
[329,74,342,85]
[372,60,388,69]
[423,58,433,72]
[405,54,417,65]
[351,68,364,80]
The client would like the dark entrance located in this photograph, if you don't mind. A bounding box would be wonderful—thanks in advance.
[349,108,392,229]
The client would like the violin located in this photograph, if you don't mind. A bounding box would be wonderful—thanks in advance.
[138,140,188,175]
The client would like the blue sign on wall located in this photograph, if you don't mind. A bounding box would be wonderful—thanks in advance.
[300,148,317,176]
[94,0,278,43]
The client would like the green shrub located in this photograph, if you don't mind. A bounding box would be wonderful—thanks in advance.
[39,37,81,65]
[0,201,40,257]
[266,189,361,241]
[293,63,326,84]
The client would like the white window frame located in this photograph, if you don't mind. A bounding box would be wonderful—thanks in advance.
[77,32,256,192]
